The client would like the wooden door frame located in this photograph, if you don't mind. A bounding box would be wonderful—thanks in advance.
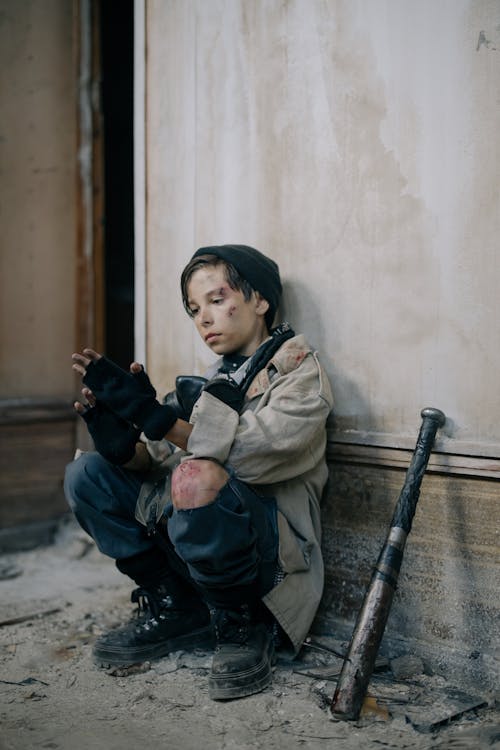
[74,0,105,357]
[74,0,146,363]
[134,0,147,365]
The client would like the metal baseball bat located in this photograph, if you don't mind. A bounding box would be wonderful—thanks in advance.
[330,407,446,720]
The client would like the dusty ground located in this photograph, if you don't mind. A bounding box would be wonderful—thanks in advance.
[1,518,499,750]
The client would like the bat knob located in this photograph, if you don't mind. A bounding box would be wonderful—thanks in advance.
[420,407,446,427]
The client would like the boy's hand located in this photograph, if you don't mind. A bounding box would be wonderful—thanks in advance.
[75,388,141,465]
[72,347,104,375]
[203,377,245,413]
[72,349,177,440]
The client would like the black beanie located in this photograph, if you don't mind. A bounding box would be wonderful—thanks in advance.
[191,244,282,328]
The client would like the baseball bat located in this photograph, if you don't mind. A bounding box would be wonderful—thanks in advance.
[330,407,446,720]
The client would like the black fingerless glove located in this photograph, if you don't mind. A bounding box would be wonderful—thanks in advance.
[80,402,141,465]
[82,357,177,440]
[203,377,245,413]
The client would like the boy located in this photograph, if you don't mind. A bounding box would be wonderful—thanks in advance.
[65,244,333,700]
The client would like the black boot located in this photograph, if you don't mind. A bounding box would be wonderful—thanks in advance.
[93,549,212,666]
[208,604,274,700]
[93,584,213,666]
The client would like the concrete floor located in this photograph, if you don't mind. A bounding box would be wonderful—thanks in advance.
[1,518,499,750]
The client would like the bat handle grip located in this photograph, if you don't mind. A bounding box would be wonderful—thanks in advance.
[391,407,446,533]
[418,408,446,454]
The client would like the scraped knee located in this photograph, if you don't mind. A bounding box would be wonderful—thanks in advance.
[171,459,229,510]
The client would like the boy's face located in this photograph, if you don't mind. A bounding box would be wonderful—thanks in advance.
[186,265,270,357]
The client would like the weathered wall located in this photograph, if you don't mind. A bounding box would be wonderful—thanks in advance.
[0,0,77,399]
[317,463,499,691]
[0,1,77,536]
[142,0,500,690]
[144,0,500,460]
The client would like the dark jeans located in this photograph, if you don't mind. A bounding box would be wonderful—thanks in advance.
[64,452,278,603]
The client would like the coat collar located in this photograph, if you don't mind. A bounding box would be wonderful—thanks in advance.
[245,334,311,400]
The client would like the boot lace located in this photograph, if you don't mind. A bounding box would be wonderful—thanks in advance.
[213,605,252,646]
[130,586,174,631]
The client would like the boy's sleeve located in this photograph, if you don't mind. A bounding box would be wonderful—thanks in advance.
[187,353,333,484]
[185,392,240,464]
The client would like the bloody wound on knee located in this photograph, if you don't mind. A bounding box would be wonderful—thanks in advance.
[171,459,229,510]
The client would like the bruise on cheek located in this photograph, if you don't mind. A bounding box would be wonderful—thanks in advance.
[216,287,237,316]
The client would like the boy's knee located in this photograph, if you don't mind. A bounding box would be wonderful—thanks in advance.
[171,459,229,510]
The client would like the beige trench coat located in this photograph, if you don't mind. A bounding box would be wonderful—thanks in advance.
[135,334,333,653]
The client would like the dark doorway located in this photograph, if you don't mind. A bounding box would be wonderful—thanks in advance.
[100,0,134,368]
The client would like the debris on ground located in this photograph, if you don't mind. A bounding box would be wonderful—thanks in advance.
[1,518,498,750]
[390,654,425,680]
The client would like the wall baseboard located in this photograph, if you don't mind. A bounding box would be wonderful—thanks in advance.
[328,434,500,479]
